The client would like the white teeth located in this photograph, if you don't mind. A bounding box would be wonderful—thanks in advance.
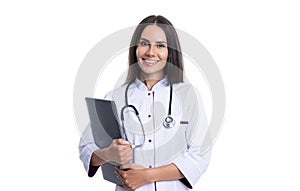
[144,59,158,64]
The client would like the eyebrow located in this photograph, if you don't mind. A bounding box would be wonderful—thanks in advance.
[139,38,167,44]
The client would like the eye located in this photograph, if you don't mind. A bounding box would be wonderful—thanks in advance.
[157,43,166,48]
[139,41,149,46]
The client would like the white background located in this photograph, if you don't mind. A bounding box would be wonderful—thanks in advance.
[1,0,299,190]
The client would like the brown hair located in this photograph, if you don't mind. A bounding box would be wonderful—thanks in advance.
[125,15,184,84]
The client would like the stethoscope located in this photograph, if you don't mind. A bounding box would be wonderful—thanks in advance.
[120,81,175,148]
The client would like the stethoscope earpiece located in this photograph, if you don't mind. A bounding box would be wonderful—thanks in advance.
[163,115,175,128]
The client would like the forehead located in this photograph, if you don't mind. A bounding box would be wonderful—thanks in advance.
[140,25,167,42]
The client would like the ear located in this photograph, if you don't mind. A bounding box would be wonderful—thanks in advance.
[136,48,139,58]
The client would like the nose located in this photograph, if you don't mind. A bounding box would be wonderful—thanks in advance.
[145,44,155,56]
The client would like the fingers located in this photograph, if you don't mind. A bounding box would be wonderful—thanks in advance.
[110,139,132,165]
[115,166,146,190]
[114,138,132,150]
[115,167,131,190]
[116,138,131,145]
[115,168,125,184]
[120,164,132,170]
[117,147,132,165]
[115,167,123,176]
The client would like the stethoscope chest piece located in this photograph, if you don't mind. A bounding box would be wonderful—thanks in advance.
[163,115,175,128]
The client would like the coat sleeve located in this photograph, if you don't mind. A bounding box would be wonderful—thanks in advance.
[78,123,101,177]
[172,85,212,188]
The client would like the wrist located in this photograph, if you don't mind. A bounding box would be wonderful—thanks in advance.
[99,147,110,162]
[92,149,109,166]
[146,168,157,183]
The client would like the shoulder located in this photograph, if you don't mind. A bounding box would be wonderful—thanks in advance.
[104,84,128,101]
[173,82,203,105]
[173,82,197,94]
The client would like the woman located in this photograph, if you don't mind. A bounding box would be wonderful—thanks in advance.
[79,15,211,191]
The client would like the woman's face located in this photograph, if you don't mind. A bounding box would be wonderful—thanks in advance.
[136,24,168,81]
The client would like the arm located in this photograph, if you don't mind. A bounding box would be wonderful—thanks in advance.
[79,123,132,177]
[148,163,184,182]
[116,145,210,190]
[90,149,107,166]
[171,85,212,188]
[116,163,183,190]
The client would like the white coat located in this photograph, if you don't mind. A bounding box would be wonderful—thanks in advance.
[79,77,211,191]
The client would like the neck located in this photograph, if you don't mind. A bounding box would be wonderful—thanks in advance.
[143,79,159,90]
[139,73,164,90]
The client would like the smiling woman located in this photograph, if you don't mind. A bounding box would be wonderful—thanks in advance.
[126,15,184,87]
[136,25,169,89]
[79,15,211,191]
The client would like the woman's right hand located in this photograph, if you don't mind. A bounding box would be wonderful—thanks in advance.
[103,139,133,165]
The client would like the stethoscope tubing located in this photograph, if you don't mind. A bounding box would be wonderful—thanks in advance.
[120,81,175,148]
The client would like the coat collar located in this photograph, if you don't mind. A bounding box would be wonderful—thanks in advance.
[132,76,169,91]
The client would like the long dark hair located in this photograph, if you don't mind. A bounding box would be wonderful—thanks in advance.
[125,15,184,84]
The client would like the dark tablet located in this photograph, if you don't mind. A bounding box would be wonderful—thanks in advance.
[85,97,123,186]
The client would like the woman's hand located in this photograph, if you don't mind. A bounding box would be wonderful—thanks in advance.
[106,139,132,165]
[115,165,153,190]
[120,163,144,170]
[93,139,132,165]
[116,163,185,190]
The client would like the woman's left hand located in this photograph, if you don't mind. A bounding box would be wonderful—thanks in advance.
[116,164,153,190]
[120,163,144,170]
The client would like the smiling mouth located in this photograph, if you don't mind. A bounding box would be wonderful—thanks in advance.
[142,58,160,65]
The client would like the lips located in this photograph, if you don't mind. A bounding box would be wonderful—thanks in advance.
[142,58,160,66]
